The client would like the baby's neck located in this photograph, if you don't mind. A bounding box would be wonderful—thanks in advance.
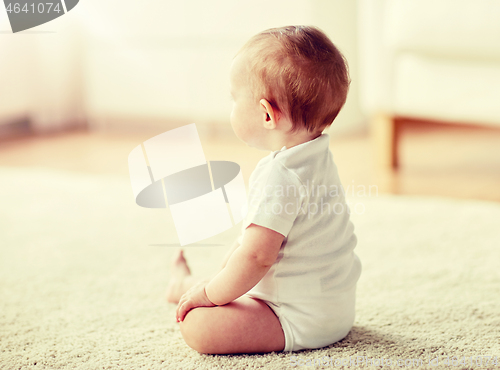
[268,129,322,151]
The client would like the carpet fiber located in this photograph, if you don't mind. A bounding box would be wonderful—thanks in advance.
[1,167,499,369]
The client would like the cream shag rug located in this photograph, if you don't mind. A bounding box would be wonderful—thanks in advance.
[1,167,499,370]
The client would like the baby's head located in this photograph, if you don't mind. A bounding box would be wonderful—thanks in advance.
[229,25,350,150]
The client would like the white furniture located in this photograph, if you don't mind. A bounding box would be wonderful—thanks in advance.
[358,0,500,169]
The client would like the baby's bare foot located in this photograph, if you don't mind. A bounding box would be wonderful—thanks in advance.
[166,249,191,303]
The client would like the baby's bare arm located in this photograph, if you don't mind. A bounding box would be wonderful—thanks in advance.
[205,224,284,306]
[220,238,240,271]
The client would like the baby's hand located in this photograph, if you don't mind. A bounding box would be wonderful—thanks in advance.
[176,279,215,322]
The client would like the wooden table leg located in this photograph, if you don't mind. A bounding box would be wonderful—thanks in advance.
[371,113,399,170]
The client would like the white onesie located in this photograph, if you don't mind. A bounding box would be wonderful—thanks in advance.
[240,133,362,352]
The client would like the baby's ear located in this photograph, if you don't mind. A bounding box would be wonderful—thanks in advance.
[259,99,277,130]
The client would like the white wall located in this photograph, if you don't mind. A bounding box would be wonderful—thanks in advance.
[81,0,312,128]
[0,6,84,132]
[311,0,365,134]
[81,0,364,134]
[0,0,364,135]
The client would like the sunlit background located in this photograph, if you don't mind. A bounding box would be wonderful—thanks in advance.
[0,0,361,132]
[1,0,500,200]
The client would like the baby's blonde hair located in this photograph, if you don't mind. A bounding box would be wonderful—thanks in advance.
[238,25,350,133]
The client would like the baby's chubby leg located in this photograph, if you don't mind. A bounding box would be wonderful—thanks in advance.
[168,236,285,354]
[179,295,285,354]
[165,250,203,303]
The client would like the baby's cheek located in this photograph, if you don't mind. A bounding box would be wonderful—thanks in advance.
[230,111,245,138]
[230,115,239,133]
[233,125,247,142]
[229,110,237,130]
[230,105,240,126]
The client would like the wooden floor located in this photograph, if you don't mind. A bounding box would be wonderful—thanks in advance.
[1,120,499,202]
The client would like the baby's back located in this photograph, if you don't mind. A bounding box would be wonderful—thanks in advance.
[243,134,362,304]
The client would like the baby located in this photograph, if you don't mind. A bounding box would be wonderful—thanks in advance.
[166,25,361,354]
